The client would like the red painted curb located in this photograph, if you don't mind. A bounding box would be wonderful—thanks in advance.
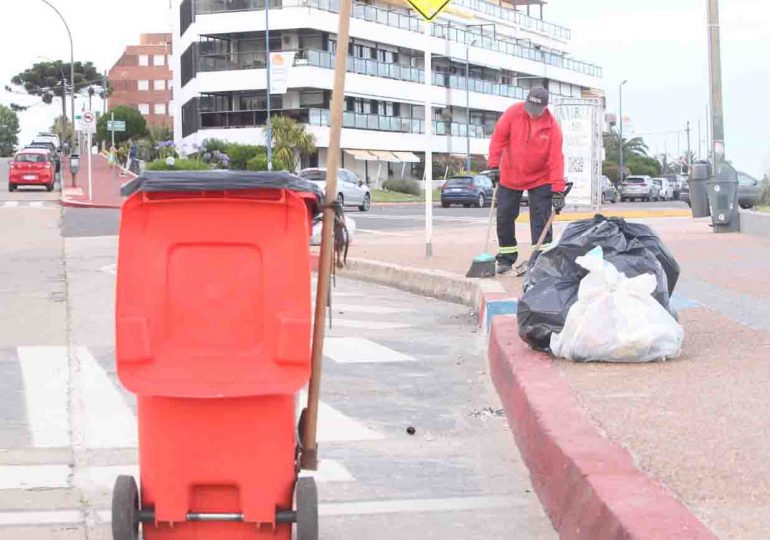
[60,197,121,209]
[488,317,716,540]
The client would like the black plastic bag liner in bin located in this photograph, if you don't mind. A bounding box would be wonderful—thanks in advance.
[121,170,325,215]
[517,215,680,351]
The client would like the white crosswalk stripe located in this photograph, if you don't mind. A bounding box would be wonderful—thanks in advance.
[18,346,70,448]
[324,337,415,364]
[1,201,56,208]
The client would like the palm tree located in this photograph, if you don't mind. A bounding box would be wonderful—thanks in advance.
[50,116,73,145]
[271,115,316,172]
[603,128,649,163]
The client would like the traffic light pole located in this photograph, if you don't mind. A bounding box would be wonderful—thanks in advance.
[707,0,725,164]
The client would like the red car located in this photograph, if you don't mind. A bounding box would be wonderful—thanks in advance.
[8,148,56,192]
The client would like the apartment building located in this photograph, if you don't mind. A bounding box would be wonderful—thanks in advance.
[172,0,603,180]
[109,33,174,127]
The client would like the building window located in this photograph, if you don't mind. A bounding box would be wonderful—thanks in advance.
[154,55,166,66]
[154,103,167,115]
[138,80,149,91]
[182,98,199,138]
[138,103,150,115]
[154,80,165,91]
[181,45,196,87]
[139,55,149,67]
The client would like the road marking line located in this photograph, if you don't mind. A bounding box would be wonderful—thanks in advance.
[29,201,45,208]
[318,495,520,516]
[3,201,19,208]
[0,510,81,526]
[324,337,415,364]
[0,465,70,490]
[73,464,139,491]
[75,347,137,449]
[18,346,70,448]
[299,459,355,483]
[99,263,117,275]
[298,391,384,442]
[333,304,407,315]
[356,228,413,237]
[330,319,412,331]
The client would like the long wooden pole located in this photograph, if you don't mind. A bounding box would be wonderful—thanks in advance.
[301,0,352,471]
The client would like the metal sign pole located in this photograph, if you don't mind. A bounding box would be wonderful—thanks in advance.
[424,20,433,257]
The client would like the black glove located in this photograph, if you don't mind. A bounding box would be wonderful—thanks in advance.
[552,191,565,214]
[487,168,500,184]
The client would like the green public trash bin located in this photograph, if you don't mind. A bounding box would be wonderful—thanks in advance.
[706,162,741,233]
[688,161,711,218]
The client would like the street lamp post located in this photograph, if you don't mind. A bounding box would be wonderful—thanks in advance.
[707,0,725,164]
[619,80,628,183]
[265,0,273,170]
[41,0,75,152]
[465,38,479,172]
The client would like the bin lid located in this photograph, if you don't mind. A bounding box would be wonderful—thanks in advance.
[121,170,325,201]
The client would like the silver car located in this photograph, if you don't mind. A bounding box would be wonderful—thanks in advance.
[620,175,661,202]
[299,168,372,212]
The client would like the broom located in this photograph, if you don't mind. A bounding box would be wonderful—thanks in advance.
[466,185,498,278]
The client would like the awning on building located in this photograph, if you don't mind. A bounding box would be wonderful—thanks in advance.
[345,149,378,161]
[391,151,421,163]
[369,150,401,162]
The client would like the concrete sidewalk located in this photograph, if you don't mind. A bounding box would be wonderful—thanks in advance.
[346,215,770,539]
[61,153,127,208]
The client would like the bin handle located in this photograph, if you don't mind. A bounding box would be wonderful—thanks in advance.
[140,189,288,205]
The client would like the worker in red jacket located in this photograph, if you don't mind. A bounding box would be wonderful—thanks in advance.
[487,87,566,274]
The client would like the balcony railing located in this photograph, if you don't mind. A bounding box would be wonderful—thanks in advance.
[305,50,424,83]
[199,50,266,71]
[195,0,601,77]
[452,0,571,41]
[432,72,526,99]
[199,106,489,138]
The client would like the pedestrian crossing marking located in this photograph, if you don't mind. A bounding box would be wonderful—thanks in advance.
[0,510,81,526]
[0,464,70,490]
[333,304,408,315]
[298,391,384,442]
[74,347,137,449]
[18,346,70,448]
[3,201,19,208]
[330,319,412,331]
[324,337,415,364]
[299,459,354,483]
[73,464,139,491]
[0,201,56,208]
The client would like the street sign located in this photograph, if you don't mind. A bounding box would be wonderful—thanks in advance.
[107,120,126,132]
[404,0,452,21]
[81,111,96,134]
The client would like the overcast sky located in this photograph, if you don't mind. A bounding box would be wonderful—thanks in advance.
[1,0,767,177]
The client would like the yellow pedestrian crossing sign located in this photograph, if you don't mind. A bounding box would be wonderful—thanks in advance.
[405,0,452,21]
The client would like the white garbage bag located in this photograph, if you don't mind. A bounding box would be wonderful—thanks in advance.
[310,216,356,247]
[550,247,684,362]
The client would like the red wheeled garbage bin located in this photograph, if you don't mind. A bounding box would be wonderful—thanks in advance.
[112,171,324,540]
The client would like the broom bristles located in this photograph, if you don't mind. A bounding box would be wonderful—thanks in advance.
[466,254,496,278]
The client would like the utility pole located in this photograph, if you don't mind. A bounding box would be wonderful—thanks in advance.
[424,21,433,257]
[265,0,273,170]
[707,0,725,164]
[686,121,691,169]
[698,119,702,160]
[619,80,627,182]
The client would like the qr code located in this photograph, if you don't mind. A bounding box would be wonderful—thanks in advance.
[568,157,585,174]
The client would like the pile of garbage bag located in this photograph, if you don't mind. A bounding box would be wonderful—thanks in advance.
[517,215,681,359]
[549,247,684,362]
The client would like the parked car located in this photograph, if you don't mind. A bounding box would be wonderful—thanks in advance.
[26,141,60,173]
[620,175,660,202]
[299,167,371,211]
[8,148,56,192]
[600,175,619,203]
[661,173,686,199]
[737,171,760,209]
[679,180,691,206]
[33,132,61,151]
[441,174,495,208]
[652,177,675,200]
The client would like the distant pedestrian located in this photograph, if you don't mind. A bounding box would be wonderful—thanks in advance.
[122,139,138,177]
[108,144,118,168]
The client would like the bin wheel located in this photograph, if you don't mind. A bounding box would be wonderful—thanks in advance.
[296,477,318,540]
[112,475,140,540]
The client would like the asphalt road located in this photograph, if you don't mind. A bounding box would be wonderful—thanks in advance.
[0,200,556,539]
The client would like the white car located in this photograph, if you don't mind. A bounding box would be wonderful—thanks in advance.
[299,168,372,212]
[652,177,675,200]
[33,133,61,151]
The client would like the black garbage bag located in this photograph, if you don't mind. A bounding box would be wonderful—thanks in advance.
[517,215,680,351]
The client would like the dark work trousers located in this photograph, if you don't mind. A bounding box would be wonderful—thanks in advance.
[496,183,554,264]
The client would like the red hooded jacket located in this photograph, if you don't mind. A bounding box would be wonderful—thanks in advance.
[487,102,565,193]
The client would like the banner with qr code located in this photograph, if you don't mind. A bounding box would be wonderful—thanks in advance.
[552,98,603,208]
